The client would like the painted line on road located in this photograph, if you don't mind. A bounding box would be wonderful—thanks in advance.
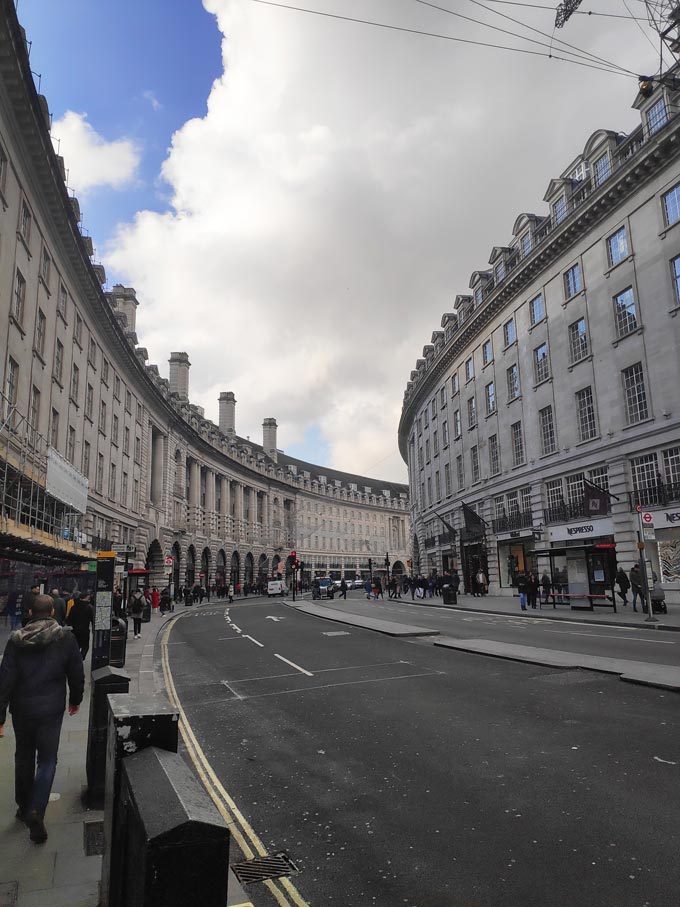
[221,679,244,700]
[160,619,310,907]
[218,635,247,641]
[244,635,264,647]
[242,670,446,701]
[543,630,675,644]
[274,654,314,676]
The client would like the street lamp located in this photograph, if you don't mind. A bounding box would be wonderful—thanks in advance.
[385,552,390,585]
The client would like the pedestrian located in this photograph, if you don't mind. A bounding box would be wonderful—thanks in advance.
[629,563,643,612]
[49,589,66,626]
[112,587,124,619]
[476,569,488,596]
[65,593,94,660]
[21,583,41,627]
[364,579,372,600]
[540,572,553,608]
[0,593,84,843]
[228,583,234,604]
[128,587,145,638]
[151,586,160,614]
[615,566,630,606]
[516,572,528,610]
[527,571,539,609]
[4,591,21,630]
[339,578,347,600]
[451,568,461,597]
[160,587,171,614]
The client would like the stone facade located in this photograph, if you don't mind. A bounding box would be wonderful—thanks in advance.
[399,71,680,604]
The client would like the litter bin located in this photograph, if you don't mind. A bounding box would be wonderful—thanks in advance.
[442,585,457,606]
[109,618,128,668]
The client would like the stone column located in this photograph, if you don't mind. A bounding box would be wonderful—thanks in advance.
[219,476,228,537]
[188,460,200,529]
[150,430,165,507]
[235,483,244,538]
[205,469,216,537]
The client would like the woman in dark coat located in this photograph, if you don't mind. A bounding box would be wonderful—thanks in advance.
[65,593,94,659]
[526,571,540,609]
[615,567,630,605]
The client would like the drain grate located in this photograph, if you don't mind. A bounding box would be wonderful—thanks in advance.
[231,851,299,886]
[538,669,601,686]
[83,819,105,856]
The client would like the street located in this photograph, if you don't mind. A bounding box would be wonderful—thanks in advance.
[161,599,679,907]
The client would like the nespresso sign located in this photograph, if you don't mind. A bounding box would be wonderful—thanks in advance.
[548,518,614,543]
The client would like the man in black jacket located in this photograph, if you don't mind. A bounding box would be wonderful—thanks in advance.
[0,594,84,843]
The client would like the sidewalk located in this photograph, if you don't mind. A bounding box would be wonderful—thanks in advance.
[0,606,252,907]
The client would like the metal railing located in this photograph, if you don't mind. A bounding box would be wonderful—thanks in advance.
[629,482,680,510]
[542,500,608,525]
[492,510,533,533]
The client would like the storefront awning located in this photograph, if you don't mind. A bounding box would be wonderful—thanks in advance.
[533,543,616,556]
[0,531,90,567]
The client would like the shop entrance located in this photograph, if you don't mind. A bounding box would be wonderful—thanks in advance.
[461,540,488,595]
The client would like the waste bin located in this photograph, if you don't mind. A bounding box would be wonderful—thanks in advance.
[109,618,128,668]
[442,586,457,605]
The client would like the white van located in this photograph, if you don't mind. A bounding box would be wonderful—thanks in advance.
[267,579,288,597]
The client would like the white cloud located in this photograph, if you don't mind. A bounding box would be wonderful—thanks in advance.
[52,110,140,194]
[105,0,654,481]
[142,90,162,111]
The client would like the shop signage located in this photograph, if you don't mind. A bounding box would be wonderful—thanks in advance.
[547,518,614,543]
[496,528,535,541]
[648,507,680,525]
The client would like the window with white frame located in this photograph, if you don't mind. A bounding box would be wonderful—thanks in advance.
[494,495,505,519]
[82,442,90,479]
[451,372,459,395]
[613,287,638,336]
[482,339,493,365]
[423,406,429,429]
[564,262,583,298]
[54,340,64,383]
[662,183,680,226]
[663,446,680,486]
[593,152,611,186]
[568,317,589,362]
[453,409,461,438]
[40,247,51,285]
[427,477,432,506]
[74,314,83,346]
[546,478,563,509]
[57,283,67,319]
[506,491,520,516]
[485,381,496,415]
[630,453,657,497]
[588,466,609,493]
[13,269,25,324]
[19,201,31,243]
[465,357,474,382]
[474,286,483,306]
[511,421,525,466]
[29,385,40,430]
[539,405,556,455]
[552,195,567,225]
[96,453,104,494]
[495,261,505,283]
[435,470,441,501]
[520,232,532,257]
[607,227,628,266]
[433,430,439,456]
[67,426,76,464]
[102,359,110,386]
[471,446,480,484]
[647,97,668,135]
[566,473,584,507]
[85,384,93,421]
[50,408,59,448]
[99,400,107,434]
[622,362,649,423]
[444,463,451,495]
[503,319,516,347]
[533,342,550,383]
[112,414,119,446]
[506,363,520,400]
[576,386,598,441]
[121,472,129,507]
[70,364,80,402]
[442,419,449,446]
[672,256,680,305]
[456,455,464,490]
[425,439,431,462]
[431,398,437,419]
[520,486,532,513]
[529,294,544,325]
[467,396,477,428]
[35,309,46,357]
[489,434,500,475]
[4,358,18,425]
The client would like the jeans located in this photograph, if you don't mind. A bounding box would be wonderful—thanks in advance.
[631,588,642,611]
[12,712,64,819]
[519,592,527,609]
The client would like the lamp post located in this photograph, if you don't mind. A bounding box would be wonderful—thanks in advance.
[385,552,390,585]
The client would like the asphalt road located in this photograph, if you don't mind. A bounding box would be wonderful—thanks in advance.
[164,599,679,907]
[319,593,680,667]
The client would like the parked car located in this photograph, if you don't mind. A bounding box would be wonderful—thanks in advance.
[351,579,364,589]
[267,579,288,597]
[318,578,335,599]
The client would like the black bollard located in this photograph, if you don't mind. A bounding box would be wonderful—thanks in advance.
[84,666,130,808]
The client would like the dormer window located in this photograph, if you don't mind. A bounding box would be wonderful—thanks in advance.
[552,195,567,225]
[568,162,587,182]
[473,286,483,306]
[593,152,611,187]
[647,97,668,136]
[520,232,532,257]
[494,261,505,283]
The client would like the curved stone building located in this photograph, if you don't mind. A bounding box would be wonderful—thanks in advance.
[0,4,409,596]
[400,71,680,604]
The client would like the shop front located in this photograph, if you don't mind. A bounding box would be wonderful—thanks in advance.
[640,505,680,604]
[496,528,537,589]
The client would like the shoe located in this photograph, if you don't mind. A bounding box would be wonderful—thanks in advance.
[15,807,27,823]
[26,812,48,844]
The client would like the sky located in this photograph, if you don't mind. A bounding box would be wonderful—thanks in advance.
[18,0,663,481]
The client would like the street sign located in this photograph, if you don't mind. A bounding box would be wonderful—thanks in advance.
[164,556,174,567]
[641,512,654,527]
[635,503,642,513]
[112,544,135,555]
[643,526,656,541]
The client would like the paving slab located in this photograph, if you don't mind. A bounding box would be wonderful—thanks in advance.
[288,601,440,636]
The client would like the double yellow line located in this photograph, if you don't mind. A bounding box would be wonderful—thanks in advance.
[160,615,310,907]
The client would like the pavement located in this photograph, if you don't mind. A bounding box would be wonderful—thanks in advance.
[0,602,253,907]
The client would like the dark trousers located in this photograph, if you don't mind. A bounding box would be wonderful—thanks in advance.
[12,712,64,819]
[133,617,142,636]
[74,633,89,661]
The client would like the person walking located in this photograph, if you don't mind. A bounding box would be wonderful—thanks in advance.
[526,571,539,609]
[21,583,41,627]
[540,572,554,608]
[339,578,347,600]
[629,563,643,612]
[65,593,94,661]
[49,589,66,626]
[615,566,630,606]
[516,572,529,610]
[0,594,84,843]
[160,587,171,614]
[476,569,488,596]
[151,587,160,614]
[450,568,461,598]
[228,583,234,604]
[364,578,372,601]
[128,588,145,639]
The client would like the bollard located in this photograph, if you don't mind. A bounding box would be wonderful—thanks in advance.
[116,747,229,907]
[100,693,179,907]
[84,666,130,808]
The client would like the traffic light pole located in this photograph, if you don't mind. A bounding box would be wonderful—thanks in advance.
[636,508,658,624]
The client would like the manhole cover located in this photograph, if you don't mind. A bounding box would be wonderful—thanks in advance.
[83,819,105,856]
[231,851,299,886]
[0,882,18,907]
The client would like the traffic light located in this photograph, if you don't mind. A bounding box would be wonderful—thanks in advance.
[291,550,296,561]
[299,560,305,572]
[638,76,654,98]
[368,558,373,571]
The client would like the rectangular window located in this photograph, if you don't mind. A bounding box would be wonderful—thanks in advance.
[423,407,429,429]
[29,385,40,429]
[20,201,31,243]
[456,455,464,490]
[444,463,451,495]
[109,463,117,500]
[425,439,431,461]
[102,358,110,386]
[54,340,64,383]
[440,386,446,408]
[136,402,143,424]
[50,408,59,448]
[82,441,91,479]
[96,453,104,494]
[433,430,439,456]
[427,477,432,506]
[85,384,93,420]
[622,362,649,424]
[520,486,532,513]
[506,363,520,400]
[123,426,130,456]
[442,419,449,446]
[529,294,544,325]
[564,263,583,298]
[588,466,609,493]
[134,435,141,464]
[647,97,668,135]
[663,446,680,485]
[520,232,532,257]
[70,364,80,402]
[662,183,680,226]
[503,319,516,347]
[614,287,638,337]
[511,421,525,466]
[494,496,505,519]
[13,269,26,324]
[99,399,107,434]
[40,247,51,285]
[506,491,519,516]
[576,386,598,441]
[431,399,437,419]
[465,357,474,382]
[113,375,121,399]
[485,381,496,415]
[434,470,441,501]
[121,471,129,507]
[88,337,97,367]
[539,405,556,454]
[471,445,480,484]
[495,261,505,283]
[0,144,7,192]
[607,227,628,266]
[533,343,550,383]
[112,414,119,446]
[418,446,424,469]
[467,396,477,428]
[453,409,461,438]
[482,339,493,365]
[67,425,76,464]
[593,152,611,187]
[546,478,563,509]
[631,454,657,499]
[552,195,567,225]
[451,372,459,396]
[57,283,67,319]
[35,309,46,356]
[489,434,500,475]
[568,317,589,362]
[566,473,585,508]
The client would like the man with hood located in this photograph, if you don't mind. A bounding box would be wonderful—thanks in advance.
[0,594,84,843]
[66,592,94,659]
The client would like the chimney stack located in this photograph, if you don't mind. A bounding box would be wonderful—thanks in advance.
[169,352,190,401]
[219,392,236,437]
[263,418,278,462]
[108,284,139,333]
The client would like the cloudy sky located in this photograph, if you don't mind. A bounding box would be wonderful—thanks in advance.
[20,0,661,481]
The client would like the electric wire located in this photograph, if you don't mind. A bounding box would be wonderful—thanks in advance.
[621,0,661,54]
[251,0,637,78]
[477,0,649,19]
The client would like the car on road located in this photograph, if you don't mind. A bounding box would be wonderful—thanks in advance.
[351,579,364,589]
[267,579,288,597]
[318,578,335,599]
